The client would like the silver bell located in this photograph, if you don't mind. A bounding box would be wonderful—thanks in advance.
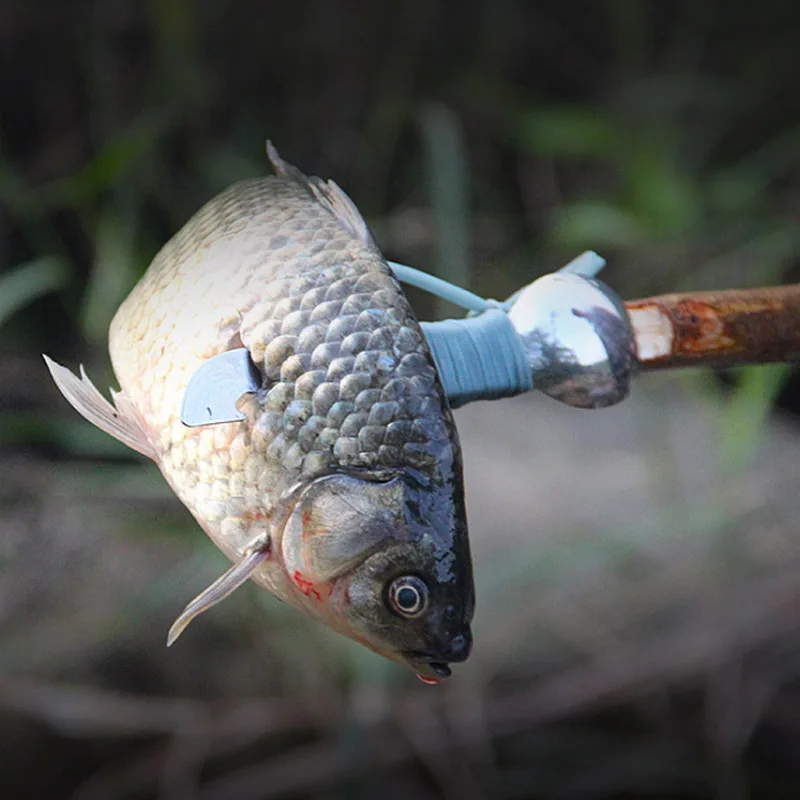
[507,272,636,409]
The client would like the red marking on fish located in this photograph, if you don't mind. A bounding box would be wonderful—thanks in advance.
[292,570,314,595]
[292,570,331,603]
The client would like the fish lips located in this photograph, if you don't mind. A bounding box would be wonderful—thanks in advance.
[405,629,473,680]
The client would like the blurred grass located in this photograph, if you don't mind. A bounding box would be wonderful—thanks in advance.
[1,0,799,797]
[419,102,472,318]
[0,258,69,329]
[714,365,794,475]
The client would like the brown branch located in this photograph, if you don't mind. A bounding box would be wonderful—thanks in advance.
[627,285,800,370]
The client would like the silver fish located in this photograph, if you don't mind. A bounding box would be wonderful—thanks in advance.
[45,144,474,681]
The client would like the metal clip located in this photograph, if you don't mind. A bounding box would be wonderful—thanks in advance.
[180,348,260,427]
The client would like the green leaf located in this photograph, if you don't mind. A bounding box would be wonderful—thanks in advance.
[716,364,792,474]
[551,202,646,248]
[30,111,170,212]
[625,144,698,234]
[515,106,621,158]
[80,210,140,346]
[0,257,70,329]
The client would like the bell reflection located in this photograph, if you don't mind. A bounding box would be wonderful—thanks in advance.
[508,273,636,409]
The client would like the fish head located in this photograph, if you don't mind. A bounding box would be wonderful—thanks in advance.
[280,470,474,680]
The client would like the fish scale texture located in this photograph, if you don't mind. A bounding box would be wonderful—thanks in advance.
[108,175,459,604]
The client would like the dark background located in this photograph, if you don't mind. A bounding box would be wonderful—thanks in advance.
[2,1,800,798]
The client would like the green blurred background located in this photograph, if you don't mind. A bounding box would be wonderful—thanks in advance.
[2,1,800,798]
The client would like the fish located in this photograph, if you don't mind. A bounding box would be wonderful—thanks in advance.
[44,143,474,681]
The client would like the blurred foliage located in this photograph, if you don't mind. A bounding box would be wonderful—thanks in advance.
[1,0,800,797]
[0,256,68,329]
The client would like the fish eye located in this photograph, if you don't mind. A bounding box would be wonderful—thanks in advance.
[387,576,428,618]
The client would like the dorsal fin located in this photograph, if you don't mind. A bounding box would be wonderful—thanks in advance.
[43,355,157,460]
[266,141,378,251]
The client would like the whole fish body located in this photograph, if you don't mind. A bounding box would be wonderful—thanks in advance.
[46,145,474,681]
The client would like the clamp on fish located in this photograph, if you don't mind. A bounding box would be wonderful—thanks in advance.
[44,142,800,683]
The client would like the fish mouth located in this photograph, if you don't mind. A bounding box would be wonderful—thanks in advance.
[405,630,473,680]
[405,653,454,681]
[427,662,452,678]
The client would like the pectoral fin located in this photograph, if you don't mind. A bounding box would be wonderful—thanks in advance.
[43,355,156,460]
[166,537,271,646]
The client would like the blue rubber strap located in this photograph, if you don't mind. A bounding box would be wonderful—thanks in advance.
[390,252,605,312]
[388,262,495,313]
[421,309,533,409]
